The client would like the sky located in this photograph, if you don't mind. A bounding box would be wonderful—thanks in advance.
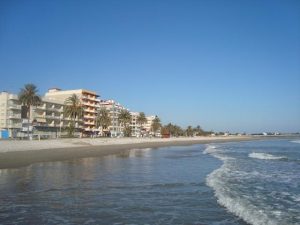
[0,0,299,133]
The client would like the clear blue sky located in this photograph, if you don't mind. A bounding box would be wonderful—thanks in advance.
[1,0,299,133]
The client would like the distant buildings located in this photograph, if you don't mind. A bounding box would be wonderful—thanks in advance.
[0,88,159,139]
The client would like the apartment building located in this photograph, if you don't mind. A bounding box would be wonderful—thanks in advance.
[32,96,82,138]
[145,115,161,137]
[0,92,22,138]
[0,91,83,138]
[144,115,155,134]
[130,114,160,137]
[130,112,141,137]
[99,100,125,137]
[45,88,100,134]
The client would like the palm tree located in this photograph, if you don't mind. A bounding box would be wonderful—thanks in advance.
[186,125,194,137]
[164,123,184,137]
[118,109,132,137]
[137,112,147,137]
[18,84,42,138]
[193,125,205,136]
[64,94,84,137]
[151,116,161,137]
[96,108,111,136]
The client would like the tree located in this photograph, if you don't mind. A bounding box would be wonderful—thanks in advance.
[96,108,111,136]
[193,125,205,136]
[151,116,161,136]
[164,123,184,137]
[186,125,194,137]
[18,84,42,138]
[64,94,84,137]
[137,112,147,136]
[118,109,132,137]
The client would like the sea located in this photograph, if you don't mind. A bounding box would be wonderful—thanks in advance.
[0,138,299,225]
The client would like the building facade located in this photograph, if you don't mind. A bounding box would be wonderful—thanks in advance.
[0,91,81,139]
[45,88,100,134]
[0,92,22,138]
[32,96,82,138]
[99,100,125,137]
[1,89,161,139]
[130,112,140,137]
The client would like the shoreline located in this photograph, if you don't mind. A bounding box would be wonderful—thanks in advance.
[0,136,284,169]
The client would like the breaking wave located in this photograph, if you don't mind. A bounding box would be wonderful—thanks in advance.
[248,152,286,160]
[205,141,300,225]
[203,145,218,154]
[206,163,278,225]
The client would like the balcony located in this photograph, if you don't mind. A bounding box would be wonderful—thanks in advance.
[84,115,95,119]
[46,107,63,112]
[44,115,63,120]
[7,123,22,128]
[35,105,46,110]
[62,117,81,122]
[8,104,21,110]
[84,108,96,113]
[8,114,21,119]
[82,101,95,107]
[84,121,95,125]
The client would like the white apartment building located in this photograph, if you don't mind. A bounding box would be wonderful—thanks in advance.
[130,112,140,137]
[0,92,22,138]
[45,88,100,134]
[145,115,162,137]
[32,96,82,138]
[144,115,155,134]
[99,100,125,137]
[0,91,80,139]
[130,113,159,137]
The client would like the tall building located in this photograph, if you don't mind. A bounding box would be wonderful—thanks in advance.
[99,100,125,137]
[130,112,140,137]
[0,92,22,138]
[145,115,161,137]
[45,88,100,134]
[144,115,155,134]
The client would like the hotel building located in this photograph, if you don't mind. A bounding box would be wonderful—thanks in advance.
[0,91,80,138]
[130,112,140,137]
[145,115,161,137]
[0,92,22,138]
[130,114,160,137]
[45,88,100,134]
[99,100,126,137]
[32,96,82,138]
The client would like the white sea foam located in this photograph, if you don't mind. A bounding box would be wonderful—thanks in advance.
[203,145,218,154]
[291,140,300,144]
[249,152,286,160]
[206,160,279,225]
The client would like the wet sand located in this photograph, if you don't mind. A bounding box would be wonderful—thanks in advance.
[0,136,258,169]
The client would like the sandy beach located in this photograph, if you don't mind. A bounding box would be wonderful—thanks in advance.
[0,136,256,169]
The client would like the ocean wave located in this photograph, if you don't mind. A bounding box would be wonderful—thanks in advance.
[248,152,286,160]
[291,140,300,144]
[206,162,279,225]
[203,145,218,154]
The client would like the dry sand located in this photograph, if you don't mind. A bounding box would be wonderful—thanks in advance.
[0,136,257,169]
